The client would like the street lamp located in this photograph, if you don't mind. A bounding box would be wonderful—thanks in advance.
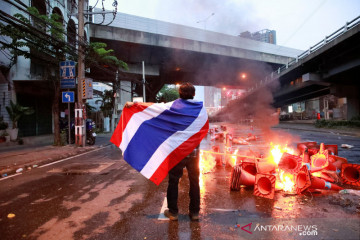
[196,12,215,30]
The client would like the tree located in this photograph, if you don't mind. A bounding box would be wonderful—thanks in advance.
[95,89,115,118]
[156,84,179,102]
[0,6,69,145]
[5,100,34,129]
[0,6,127,145]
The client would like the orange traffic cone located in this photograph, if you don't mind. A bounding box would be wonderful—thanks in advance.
[256,161,276,174]
[309,176,343,191]
[232,167,256,187]
[310,149,329,171]
[297,142,318,153]
[254,174,276,199]
[341,163,360,186]
[319,172,335,183]
[242,162,257,175]
[303,148,311,163]
[212,146,223,167]
[278,153,302,174]
[325,144,338,155]
[295,165,312,194]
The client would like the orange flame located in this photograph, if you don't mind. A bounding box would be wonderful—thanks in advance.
[227,149,239,167]
[199,150,216,174]
[269,143,295,165]
[269,144,296,192]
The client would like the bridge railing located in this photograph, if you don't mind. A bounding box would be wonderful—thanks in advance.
[245,15,360,96]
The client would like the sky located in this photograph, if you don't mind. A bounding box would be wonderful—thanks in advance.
[90,0,360,51]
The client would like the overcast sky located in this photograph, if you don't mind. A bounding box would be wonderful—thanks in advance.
[90,0,360,50]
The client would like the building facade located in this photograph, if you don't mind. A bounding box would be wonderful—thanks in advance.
[0,0,90,137]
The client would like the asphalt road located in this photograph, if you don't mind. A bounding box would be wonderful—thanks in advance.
[0,125,359,240]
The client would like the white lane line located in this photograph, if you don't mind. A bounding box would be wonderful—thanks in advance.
[0,145,109,182]
[0,173,22,182]
[39,146,107,168]
[158,197,169,221]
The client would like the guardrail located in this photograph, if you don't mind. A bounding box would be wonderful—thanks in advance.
[246,15,360,95]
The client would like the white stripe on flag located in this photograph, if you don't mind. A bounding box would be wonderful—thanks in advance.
[140,106,208,178]
[119,102,173,153]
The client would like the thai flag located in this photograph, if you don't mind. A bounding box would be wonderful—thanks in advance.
[110,99,209,185]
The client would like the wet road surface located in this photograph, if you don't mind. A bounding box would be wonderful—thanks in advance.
[0,124,359,239]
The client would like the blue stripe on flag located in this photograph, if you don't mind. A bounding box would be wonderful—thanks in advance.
[123,99,203,171]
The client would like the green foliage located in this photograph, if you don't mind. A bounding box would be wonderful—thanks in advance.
[314,119,360,128]
[85,42,128,70]
[0,7,67,67]
[5,101,35,129]
[156,84,179,102]
[95,89,114,117]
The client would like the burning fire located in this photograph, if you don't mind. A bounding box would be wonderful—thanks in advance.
[269,143,296,192]
[269,143,295,165]
[275,171,295,192]
[199,150,216,174]
[228,149,239,167]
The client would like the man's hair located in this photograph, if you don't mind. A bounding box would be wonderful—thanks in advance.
[178,82,195,99]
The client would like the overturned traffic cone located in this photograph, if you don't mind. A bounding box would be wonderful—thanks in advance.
[325,144,338,156]
[242,162,257,175]
[341,163,360,186]
[296,166,343,192]
[297,142,318,154]
[310,148,329,172]
[315,171,336,183]
[295,165,312,194]
[278,153,302,174]
[230,165,256,190]
[309,176,343,191]
[302,148,311,163]
[256,161,276,174]
[254,174,276,199]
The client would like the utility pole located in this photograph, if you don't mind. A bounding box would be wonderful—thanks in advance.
[142,61,146,102]
[76,0,85,147]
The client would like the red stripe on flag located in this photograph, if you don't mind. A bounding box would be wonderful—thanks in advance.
[149,120,209,185]
[110,103,153,147]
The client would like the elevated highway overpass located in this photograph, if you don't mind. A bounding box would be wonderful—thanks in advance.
[241,16,360,120]
[89,12,302,100]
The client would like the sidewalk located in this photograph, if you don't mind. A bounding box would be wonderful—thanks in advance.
[0,133,111,177]
[273,120,360,137]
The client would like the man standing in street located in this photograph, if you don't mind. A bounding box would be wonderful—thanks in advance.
[118,82,208,221]
[164,82,202,221]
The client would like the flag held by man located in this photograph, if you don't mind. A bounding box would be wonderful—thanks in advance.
[110,99,209,185]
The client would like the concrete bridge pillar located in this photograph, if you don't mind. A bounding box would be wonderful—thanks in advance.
[331,84,360,120]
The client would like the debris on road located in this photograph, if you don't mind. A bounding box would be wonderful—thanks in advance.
[7,213,15,219]
[341,144,354,149]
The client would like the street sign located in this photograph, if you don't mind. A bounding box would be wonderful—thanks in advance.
[82,78,93,99]
[62,91,75,103]
[60,61,76,89]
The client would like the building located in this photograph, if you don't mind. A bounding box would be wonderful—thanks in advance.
[239,29,277,44]
[0,0,90,137]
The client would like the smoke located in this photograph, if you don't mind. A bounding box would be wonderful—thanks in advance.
[215,64,281,140]
[153,0,267,35]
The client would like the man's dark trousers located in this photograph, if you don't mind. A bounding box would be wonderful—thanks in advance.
[167,148,200,215]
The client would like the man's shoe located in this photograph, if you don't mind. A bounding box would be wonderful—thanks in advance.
[164,209,178,221]
[189,212,199,221]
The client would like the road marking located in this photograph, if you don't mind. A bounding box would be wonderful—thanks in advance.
[39,146,108,168]
[0,146,110,182]
[0,173,22,182]
[158,197,169,221]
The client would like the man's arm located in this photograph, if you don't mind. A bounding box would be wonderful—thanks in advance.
[124,102,153,108]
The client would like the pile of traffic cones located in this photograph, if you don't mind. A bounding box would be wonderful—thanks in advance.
[229,141,360,199]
